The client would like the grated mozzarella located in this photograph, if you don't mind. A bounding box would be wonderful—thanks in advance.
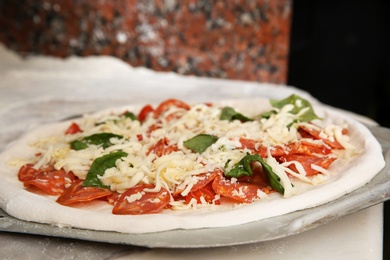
[24,98,359,210]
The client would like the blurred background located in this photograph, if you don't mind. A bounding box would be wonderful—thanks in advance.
[288,2,389,259]
[0,0,389,257]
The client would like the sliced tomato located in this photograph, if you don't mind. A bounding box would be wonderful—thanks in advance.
[299,125,344,149]
[65,122,82,135]
[278,154,337,176]
[154,99,190,118]
[112,184,170,215]
[185,183,220,205]
[20,165,78,195]
[147,137,178,157]
[212,175,265,203]
[138,104,154,122]
[56,179,113,205]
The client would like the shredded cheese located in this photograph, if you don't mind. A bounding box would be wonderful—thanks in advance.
[21,98,359,211]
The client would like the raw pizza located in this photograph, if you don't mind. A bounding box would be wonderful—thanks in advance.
[0,95,385,233]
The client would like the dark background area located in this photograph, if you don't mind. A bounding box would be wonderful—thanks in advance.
[287,0,389,258]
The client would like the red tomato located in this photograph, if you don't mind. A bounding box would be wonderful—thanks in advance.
[19,164,78,195]
[212,175,265,203]
[154,99,190,118]
[65,122,82,135]
[138,104,154,122]
[112,184,170,215]
[278,154,337,176]
[56,179,113,205]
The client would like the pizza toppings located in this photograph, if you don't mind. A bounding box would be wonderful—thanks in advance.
[112,184,170,215]
[56,179,112,205]
[15,94,358,215]
[18,164,77,195]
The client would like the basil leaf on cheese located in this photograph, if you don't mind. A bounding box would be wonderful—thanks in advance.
[183,134,218,153]
[123,111,138,121]
[259,110,276,119]
[83,151,128,188]
[95,112,138,126]
[263,94,321,122]
[70,140,88,150]
[70,133,124,150]
[225,153,284,194]
[224,153,257,178]
[220,107,253,122]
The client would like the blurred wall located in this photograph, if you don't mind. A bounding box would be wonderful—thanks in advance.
[0,0,291,83]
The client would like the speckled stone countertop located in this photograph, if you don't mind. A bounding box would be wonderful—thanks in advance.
[0,0,291,83]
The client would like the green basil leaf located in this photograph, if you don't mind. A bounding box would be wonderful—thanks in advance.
[183,134,218,153]
[70,133,124,150]
[224,153,285,194]
[83,151,128,188]
[269,94,322,122]
[259,158,285,194]
[70,140,88,150]
[224,153,258,178]
[259,110,276,119]
[123,111,138,121]
[220,107,253,122]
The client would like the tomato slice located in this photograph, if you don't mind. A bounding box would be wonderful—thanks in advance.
[154,99,190,118]
[138,104,154,122]
[65,122,82,135]
[278,154,337,176]
[212,175,265,203]
[112,184,170,215]
[19,164,78,195]
[56,179,113,205]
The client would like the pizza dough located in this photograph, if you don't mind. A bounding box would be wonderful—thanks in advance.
[0,98,385,233]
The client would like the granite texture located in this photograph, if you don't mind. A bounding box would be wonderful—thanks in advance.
[0,0,291,83]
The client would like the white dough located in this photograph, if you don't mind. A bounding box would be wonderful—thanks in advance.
[0,98,385,234]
